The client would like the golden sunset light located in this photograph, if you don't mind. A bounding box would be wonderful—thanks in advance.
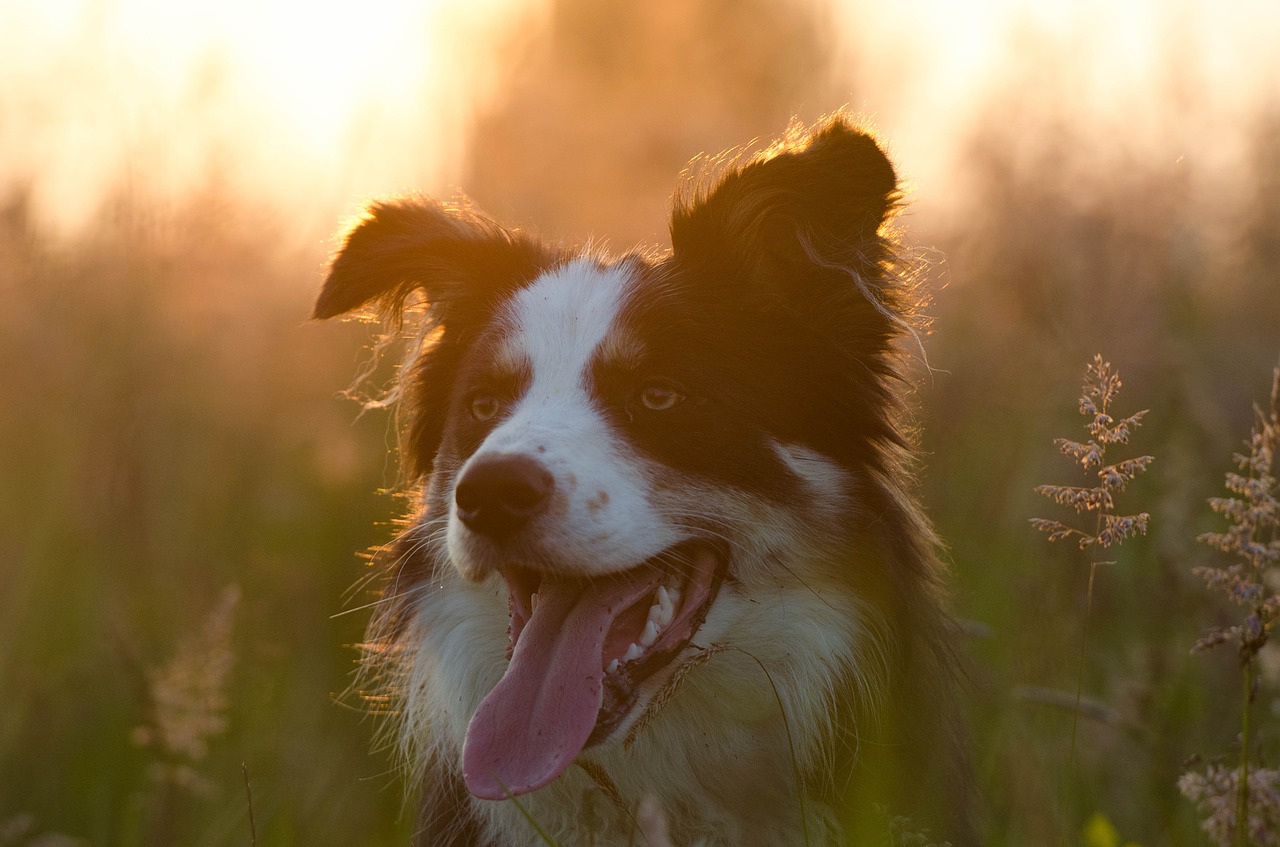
[2,0,532,235]
[4,0,1277,243]
[3,1,1280,845]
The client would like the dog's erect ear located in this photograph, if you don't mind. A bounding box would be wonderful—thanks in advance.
[668,119,917,474]
[314,198,550,322]
[669,118,899,281]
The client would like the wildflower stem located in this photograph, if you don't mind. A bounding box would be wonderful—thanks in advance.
[1066,557,1098,826]
[1237,661,1252,847]
[500,782,562,847]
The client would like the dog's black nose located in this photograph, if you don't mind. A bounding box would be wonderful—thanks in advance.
[455,454,554,539]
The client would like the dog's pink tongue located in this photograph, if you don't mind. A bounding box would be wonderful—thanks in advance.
[462,573,655,800]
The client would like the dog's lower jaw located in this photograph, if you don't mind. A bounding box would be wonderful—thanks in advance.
[401,563,867,847]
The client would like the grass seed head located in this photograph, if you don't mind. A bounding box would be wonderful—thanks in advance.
[1033,355,1153,550]
[1192,365,1280,664]
[1180,764,1280,847]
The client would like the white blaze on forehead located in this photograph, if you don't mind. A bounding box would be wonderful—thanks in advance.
[497,257,631,389]
[450,256,678,577]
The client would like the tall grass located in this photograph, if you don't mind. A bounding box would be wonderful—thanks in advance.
[0,188,416,846]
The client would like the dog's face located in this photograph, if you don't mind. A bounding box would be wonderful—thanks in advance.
[440,256,739,798]
[315,120,916,811]
[442,258,687,583]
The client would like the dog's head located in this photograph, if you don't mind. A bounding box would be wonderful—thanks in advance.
[315,118,917,803]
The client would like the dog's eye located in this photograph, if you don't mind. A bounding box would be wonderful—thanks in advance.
[638,384,685,411]
[470,395,502,422]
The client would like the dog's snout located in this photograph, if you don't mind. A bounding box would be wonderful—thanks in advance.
[455,454,554,539]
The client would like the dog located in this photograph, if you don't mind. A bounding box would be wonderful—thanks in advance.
[314,116,971,846]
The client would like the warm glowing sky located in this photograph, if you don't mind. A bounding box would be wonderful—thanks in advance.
[2,0,524,235]
[2,0,1277,239]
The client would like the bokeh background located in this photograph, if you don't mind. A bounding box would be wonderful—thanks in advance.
[3,0,1279,844]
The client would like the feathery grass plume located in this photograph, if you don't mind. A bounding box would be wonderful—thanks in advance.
[1031,355,1153,832]
[1191,364,1280,662]
[1185,363,1280,847]
[132,584,240,794]
[1179,763,1280,847]
[1032,355,1154,551]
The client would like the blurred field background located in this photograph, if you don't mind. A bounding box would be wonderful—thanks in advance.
[2,0,1279,844]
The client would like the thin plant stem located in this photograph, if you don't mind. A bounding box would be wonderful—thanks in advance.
[1068,560,1099,780]
[242,763,257,847]
[1237,661,1253,847]
[498,779,562,847]
[1063,556,1099,844]
[1064,507,1106,838]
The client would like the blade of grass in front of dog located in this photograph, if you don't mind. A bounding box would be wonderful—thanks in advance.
[737,648,810,847]
[497,779,562,847]
[242,762,257,847]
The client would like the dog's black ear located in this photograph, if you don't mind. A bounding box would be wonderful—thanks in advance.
[670,117,899,282]
[669,119,917,475]
[316,198,555,482]
[314,198,550,323]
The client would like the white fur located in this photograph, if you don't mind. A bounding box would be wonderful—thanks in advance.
[446,259,682,581]
[771,440,853,515]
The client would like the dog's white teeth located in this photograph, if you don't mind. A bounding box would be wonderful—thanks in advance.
[640,620,660,648]
[607,581,684,670]
[530,592,539,613]
[655,586,675,624]
[647,602,671,630]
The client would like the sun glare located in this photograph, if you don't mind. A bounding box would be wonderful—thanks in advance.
[1,0,1276,239]
[0,0,536,235]
[104,0,431,149]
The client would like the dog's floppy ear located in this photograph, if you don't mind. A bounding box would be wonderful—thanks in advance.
[315,198,554,481]
[314,198,550,323]
[670,117,899,284]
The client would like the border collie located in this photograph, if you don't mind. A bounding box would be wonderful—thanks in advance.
[314,116,970,846]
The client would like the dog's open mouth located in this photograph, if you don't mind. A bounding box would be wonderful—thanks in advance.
[461,540,726,800]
